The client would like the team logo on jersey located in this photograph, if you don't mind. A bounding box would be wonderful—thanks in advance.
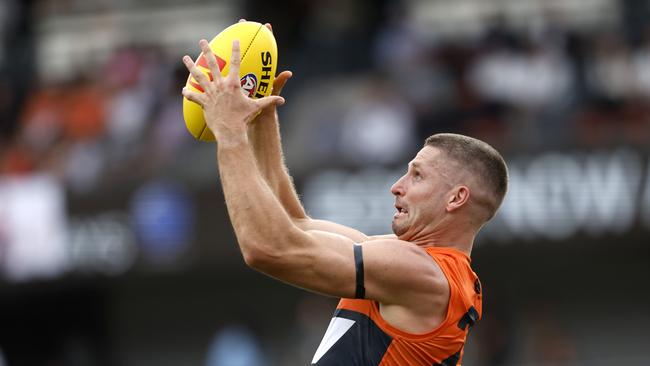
[240,73,258,97]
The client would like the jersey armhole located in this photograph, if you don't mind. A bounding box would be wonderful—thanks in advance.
[368,254,455,341]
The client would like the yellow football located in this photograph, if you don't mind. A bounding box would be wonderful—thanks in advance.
[182,21,278,141]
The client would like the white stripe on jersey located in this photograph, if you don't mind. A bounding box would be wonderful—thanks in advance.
[311,317,356,364]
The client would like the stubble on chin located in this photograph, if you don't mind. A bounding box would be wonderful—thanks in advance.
[392,220,407,237]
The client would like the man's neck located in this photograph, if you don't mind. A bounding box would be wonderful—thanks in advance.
[407,226,475,256]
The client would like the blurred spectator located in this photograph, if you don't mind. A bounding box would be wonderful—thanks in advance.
[373,8,423,73]
[0,174,68,282]
[633,27,650,98]
[205,325,267,366]
[0,139,37,174]
[586,32,636,100]
[146,64,194,168]
[130,180,194,266]
[293,0,373,77]
[18,83,65,158]
[339,77,417,166]
[63,140,105,193]
[469,35,573,108]
[10,75,108,191]
[376,27,453,126]
[104,48,157,162]
[61,77,106,141]
[61,77,108,192]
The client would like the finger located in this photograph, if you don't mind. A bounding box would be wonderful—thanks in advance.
[183,55,211,90]
[229,40,241,82]
[199,39,222,84]
[182,87,207,106]
[272,70,293,96]
[239,18,246,23]
[265,23,273,33]
[255,95,285,110]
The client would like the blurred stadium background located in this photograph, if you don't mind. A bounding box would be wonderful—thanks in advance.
[1,0,650,365]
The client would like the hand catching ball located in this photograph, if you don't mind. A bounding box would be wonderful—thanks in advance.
[182,21,278,141]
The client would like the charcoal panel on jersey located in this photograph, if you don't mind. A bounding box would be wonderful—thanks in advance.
[313,309,393,365]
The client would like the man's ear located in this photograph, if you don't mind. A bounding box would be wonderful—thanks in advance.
[446,185,470,212]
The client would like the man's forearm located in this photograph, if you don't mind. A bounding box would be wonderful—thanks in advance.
[248,112,307,220]
[217,138,303,260]
[247,116,371,242]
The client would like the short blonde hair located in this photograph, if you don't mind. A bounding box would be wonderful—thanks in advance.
[424,133,508,220]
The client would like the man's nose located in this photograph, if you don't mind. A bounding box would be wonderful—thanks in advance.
[391,177,405,196]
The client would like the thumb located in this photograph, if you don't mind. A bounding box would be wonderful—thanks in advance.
[255,95,285,110]
[272,71,293,96]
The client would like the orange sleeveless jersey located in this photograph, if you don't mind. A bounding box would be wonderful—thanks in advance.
[311,247,482,366]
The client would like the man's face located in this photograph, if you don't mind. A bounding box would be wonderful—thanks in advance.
[390,146,453,239]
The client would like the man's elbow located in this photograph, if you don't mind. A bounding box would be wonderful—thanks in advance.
[240,229,309,271]
[242,242,286,273]
[241,242,282,271]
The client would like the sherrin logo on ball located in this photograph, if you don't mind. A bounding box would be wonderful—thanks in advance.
[182,21,278,141]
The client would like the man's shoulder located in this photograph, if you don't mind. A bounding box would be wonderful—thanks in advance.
[361,237,436,262]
